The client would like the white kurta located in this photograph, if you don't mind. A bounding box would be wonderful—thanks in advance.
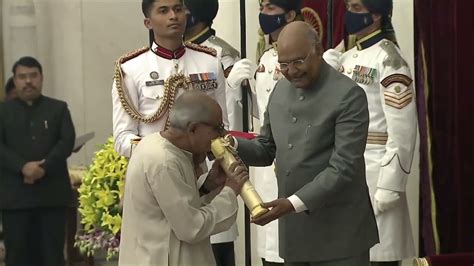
[112,42,228,158]
[119,134,238,266]
[252,47,284,263]
[324,38,417,261]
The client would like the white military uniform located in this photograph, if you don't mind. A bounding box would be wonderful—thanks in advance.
[112,41,228,158]
[253,46,284,263]
[188,27,241,245]
[323,31,417,261]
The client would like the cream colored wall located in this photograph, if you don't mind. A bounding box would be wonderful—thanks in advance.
[2,0,417,264]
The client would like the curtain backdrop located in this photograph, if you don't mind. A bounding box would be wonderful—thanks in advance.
[415,0,474,256]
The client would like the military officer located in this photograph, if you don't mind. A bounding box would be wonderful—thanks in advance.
[184,0,243,131]
[323,0,417,265]
[112,0,228,158]
[226,1,303,265]
[182,0,241,265]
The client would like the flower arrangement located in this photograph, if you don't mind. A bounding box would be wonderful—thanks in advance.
[75,137,128,260]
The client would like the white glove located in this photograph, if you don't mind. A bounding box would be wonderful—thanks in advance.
[227,59,256,89]
[373,188,400,215]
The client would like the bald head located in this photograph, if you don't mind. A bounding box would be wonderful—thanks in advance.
[169,90,222,130]
[276,21,324,90]
[277,21,321,52]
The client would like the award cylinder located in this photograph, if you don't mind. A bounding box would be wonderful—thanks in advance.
[210,137,269,219]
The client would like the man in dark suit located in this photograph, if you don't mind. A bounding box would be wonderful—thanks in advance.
[235,22,378,266]
[0,56,76,266]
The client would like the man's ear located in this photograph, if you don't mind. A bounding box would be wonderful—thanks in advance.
[316,44,324,56]
[187,122,199,134]
[286,10,297,23]
[144,18,152,30]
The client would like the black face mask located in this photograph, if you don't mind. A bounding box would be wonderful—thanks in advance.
[186,13,199,29]
[259,12,287,35]
[344,10,374,34]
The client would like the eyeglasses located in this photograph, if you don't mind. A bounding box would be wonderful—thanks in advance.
[278,48,314,72]
[199,122,226,133]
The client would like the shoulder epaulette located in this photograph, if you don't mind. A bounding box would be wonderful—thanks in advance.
[115,46,149,65]
[380,40,408,70]
[208,36,240,59]
[185,42,217,57]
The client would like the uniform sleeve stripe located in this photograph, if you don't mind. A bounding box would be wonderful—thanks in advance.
[384,89,413,109]
[384,96,413,109]
[385,100,412,109]
[384,90,413,101]
[367,132,388,145]
[381,74,413,88]
[367,132,389,137]
[385,95,412,104]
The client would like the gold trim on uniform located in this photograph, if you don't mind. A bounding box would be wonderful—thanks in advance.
[185,42,217,57]
[114,47,192,126]
[367,132,388,145]
[384,89,413,109]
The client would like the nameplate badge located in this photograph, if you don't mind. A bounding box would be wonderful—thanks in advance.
[145,80,164,87]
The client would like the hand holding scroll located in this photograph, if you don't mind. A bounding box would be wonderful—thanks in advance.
[224,162,249,195]
[251,198,295,226]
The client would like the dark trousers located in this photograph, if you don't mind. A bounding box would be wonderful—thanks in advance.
[370,262,400,266]
[262,258,284,266]
[2,207,67,266]
[284,250,369,266]
[212,242,235,266]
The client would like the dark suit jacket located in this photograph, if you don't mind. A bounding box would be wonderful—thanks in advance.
[237,62,379,262]
[0,95,75,209]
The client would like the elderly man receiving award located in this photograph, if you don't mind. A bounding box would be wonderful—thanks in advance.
[119,91,248,266]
